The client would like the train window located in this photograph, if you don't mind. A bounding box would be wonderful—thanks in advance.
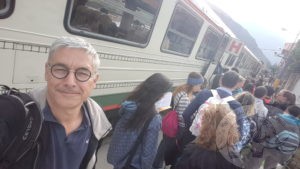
[196,27,222,60]
[225,54,237,66]
[229,55,237,66]
[240,55,247,67]
[224,55,231,65]
[65,0,162,46]
[0,0,15,19]
[161,5,203,56]
[213,34,230,62]
[235,52,245,67]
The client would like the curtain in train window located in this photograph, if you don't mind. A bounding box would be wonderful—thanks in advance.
[196,27,222,60]
[0,0,14,19]
[161,5,203,56]
[67,0,162,45]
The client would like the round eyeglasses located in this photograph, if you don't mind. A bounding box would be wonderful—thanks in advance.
[48,64,93,82]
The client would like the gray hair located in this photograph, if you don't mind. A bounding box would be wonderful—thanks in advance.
[48,36,100,71]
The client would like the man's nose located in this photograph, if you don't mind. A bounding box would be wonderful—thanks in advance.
[64,71,77,84]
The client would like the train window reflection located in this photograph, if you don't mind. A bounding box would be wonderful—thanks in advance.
[66,0,162,46]
[161,4,203,56]
[0,0,14,19]
[196,27,222,60]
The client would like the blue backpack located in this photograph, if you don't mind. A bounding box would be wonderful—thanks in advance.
[256,115,300,155]
[264,130,299,154]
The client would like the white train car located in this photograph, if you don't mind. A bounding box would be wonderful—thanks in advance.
[222,46,262,77]
[0,0,261,114]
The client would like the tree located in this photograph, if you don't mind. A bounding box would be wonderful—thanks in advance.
[288,41,300,72]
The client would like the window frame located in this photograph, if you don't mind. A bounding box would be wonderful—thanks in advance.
[195,26,222,61]
[0,0,15,19]
[212,33,230,63]
[64,0,162,48]
[160,3,203,57]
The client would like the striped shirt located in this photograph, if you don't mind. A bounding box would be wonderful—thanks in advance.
[173,91,192,128]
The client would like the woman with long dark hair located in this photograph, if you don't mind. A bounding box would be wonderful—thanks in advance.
[153,72,203,169]
[107,73,172,169]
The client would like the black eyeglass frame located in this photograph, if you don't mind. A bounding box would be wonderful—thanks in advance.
[47,63,94,82]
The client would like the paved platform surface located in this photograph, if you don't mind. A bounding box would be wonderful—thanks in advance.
[95,136,113,169]
[95,132,165,169]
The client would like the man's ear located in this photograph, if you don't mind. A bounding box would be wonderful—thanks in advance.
[93,74,100,88]
[94,74,99,82]
[45,63,49,81]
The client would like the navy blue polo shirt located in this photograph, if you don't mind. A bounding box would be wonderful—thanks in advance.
[40,103,92,169]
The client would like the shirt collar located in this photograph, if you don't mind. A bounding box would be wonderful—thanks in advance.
[217,87,232,95]
[43,102,91,129]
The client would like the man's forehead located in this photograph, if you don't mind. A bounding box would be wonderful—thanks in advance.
[50,48,93,67]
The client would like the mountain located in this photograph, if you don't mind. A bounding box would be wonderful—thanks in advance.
[207,2,271,67]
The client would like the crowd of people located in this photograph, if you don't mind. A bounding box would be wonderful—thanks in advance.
[1,37,299,169]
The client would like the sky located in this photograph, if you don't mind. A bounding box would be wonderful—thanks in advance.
[205,0,300,65]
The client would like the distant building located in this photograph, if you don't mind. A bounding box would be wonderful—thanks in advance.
[281,42,296,57]
[280,42,300,105]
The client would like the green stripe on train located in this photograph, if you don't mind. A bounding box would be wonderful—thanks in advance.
[91,92,129,107]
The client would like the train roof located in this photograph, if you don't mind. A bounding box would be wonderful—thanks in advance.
[188,0,261,63]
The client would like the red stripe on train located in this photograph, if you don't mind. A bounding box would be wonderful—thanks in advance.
[103,104,121,111]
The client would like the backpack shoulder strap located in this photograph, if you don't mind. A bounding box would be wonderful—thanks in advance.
[211,89,234,102]
[123,114,155,168]
[0,85,43,168]
[222,95,235,102]
[210,89,219,98]
[173,92,185,110]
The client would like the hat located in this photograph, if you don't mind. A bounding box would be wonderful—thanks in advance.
[187,77,204,86]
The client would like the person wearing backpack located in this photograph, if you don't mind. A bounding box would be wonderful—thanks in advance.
[244,105,300,169]
[0,37,112,169]
[181,71,251,152]
[152,72,203,169]
[253,86,268,118]
[175,103,242,169]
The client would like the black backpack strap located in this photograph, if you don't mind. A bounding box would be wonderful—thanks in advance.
[123,114,155,169]
[0,85,43,168]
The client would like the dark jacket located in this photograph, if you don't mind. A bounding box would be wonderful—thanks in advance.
[107,101,161,169]
[7,111,105,169]
[175,144,242,169]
